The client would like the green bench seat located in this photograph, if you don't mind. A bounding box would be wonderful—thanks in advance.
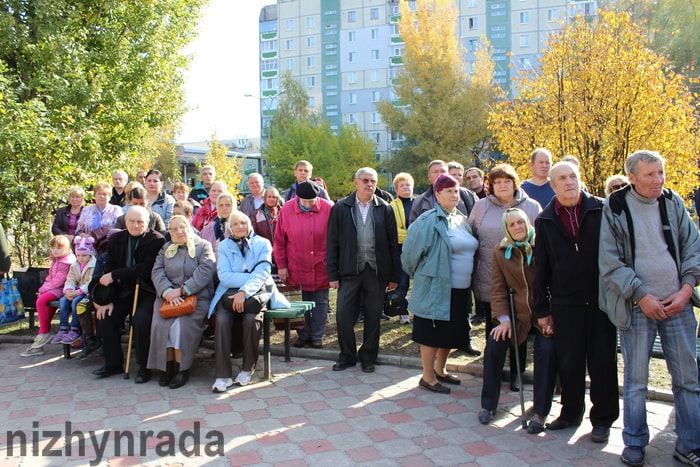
[262,301,315,380]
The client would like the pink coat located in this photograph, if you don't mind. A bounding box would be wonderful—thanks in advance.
[273,197,333,291]
[38,251,76,297]
[191,198,216,231]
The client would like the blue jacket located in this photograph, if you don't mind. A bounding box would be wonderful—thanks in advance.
[208,234,289,318]
[401,206,456,321]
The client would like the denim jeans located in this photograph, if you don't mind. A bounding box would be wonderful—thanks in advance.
[619,303,700,452]
[298,289,330,342]
[58,295,85,331]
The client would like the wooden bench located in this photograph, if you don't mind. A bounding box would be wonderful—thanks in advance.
[262,300,315,380]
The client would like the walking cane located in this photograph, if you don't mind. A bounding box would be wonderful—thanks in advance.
[123,282,140,379]
[508,288,528,429]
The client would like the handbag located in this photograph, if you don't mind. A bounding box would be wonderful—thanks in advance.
[0,278,25,324]
[383,288,408,317]
[159,295,197,319]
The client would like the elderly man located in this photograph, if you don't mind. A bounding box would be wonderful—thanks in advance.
[191,165,216,203]
[284,160,330,202]
[521,148,556,209]
[409,160,478,223]
[239,173,267,218]
[465,167,488,199]
[110,170,129,206]
[600,150,700,467]
[91,206,165,383]
[327,167,400,373]
[534,161,619,442]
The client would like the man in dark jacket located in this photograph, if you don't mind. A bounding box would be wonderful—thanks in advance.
[327,167,400,373]
[534,161,619,443]
[409,159,477,223]
[91,206,165,383]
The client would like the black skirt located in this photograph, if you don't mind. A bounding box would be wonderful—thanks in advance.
[412,288,471,349]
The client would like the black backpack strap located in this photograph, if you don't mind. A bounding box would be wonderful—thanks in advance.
[658,189,678,265]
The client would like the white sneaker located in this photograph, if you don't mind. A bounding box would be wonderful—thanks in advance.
[20,346,45,357]
[211,378,234,393]
[235,369,254,386]
[399,315,411,325]
[31,333,52,349]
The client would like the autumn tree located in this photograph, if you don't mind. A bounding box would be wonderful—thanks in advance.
[204,134,242,196]
[266,73,376,198]
[489,10,699,197]
[0,0,205,265]
[377,0,499,178]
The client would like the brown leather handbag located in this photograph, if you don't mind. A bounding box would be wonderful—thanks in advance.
[159,295,197,318]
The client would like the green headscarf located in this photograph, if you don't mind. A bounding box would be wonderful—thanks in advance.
[502,208,535,265]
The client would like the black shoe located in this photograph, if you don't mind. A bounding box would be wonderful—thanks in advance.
[332,360,356,371]
[77,337,101,360]
[527,416,546,434]
[434,371,461,385]
[621,446,645,466]
[361,361,375,373]
[380,313,390,321]
[92,366,122,378]
[135,367,152,384]
[293,340,309,348]
[546,416,582,430]
[510,372,520,392]
[590,426,610,443]
[169,370,190,389]
[310,341,323,349]
[418,378,451,394]
[159,361,177,387]
[478,409,495,424]
[459,343,482,357]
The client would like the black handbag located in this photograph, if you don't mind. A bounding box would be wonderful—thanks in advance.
[384,289,408,317]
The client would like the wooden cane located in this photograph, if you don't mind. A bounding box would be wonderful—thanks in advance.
[123,283,140,379]
[508,288,528,429]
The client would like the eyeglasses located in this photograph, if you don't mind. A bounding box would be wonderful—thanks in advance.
[357,178,377,185]
[611,183,628,191]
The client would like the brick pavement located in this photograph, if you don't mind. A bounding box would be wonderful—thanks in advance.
[0,340,679,466]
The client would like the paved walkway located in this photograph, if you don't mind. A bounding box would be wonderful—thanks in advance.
[0,340,679,466]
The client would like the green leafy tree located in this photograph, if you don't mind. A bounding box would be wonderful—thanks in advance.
[0,0,205,266]
[488,10,699,197]
[266,73,376,198]
[376,0,499,178]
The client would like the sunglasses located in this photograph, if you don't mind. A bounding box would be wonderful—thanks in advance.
[611,183,628,191]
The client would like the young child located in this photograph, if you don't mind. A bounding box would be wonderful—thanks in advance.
[51,237,96,345]
[21,235,75,357]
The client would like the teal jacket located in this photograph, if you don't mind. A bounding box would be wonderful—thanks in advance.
[401,206,464,321]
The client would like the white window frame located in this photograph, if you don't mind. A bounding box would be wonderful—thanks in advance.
[520,12,529,24]
[348,10,357,23]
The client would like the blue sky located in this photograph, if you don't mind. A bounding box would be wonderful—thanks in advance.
[178,0,273,143]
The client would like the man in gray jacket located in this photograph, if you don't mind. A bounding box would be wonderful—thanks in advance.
[599,150,700,467]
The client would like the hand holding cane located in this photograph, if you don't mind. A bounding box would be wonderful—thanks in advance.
[508,288,528,429]
[124,282,140,379]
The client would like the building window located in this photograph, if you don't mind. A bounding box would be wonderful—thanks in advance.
[261,60,277,72]
[467,61,475,74]
[370,7,379,20]
[348,113,357,124]
[286,59,294,70]
[520,12,529,24]
[348,31,356,42]
[371,49,380,60]
[371,28,379,39]
[522,58,532,69]
[393,46,404,56]
[371,90,381,102]
[371,132,381,144]
[372,112,381,124]
[307,76,316,87]
[468,17,478,30]
[308,96,315,107]
[261,40,277,52]
[390,23,399,35]
[468,39,478,52]
[307,37,316,48]
[286,20,294,31]
[285,39,294,51]
[307,56,315,67]
[371,70,379,82]
[348,10,356,23]
[547,9,557,22]
[468,0,478,6]
[306,17,314,29]
[348,92,357,104]
[519,35,530,47]
[349,52,357,62]
[348,72,357,84]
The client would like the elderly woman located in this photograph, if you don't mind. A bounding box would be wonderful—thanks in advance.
[389,172,415,325]
[173,181,201,213]
[52,186,86,242]
[478,208,557,432]
[402,174,479,394]
[144,169,176,225]
[148,215,216,389]
[192,180,227,231]
[209,211,289,392]
[468,163,542,391]
[75,181,123,242]
[604,174,629,196]
[201,192,235,255]
[274,181,333,348]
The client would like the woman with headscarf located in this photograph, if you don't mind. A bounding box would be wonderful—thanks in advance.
[478,208,557,432]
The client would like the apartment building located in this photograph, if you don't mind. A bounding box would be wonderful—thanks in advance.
[257,0,596,159]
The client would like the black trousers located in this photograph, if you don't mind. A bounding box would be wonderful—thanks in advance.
[335,266,387,365]
[551,304,619,428]
[98,291,155,370]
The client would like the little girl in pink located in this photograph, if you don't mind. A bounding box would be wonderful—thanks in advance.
[20,235,75,357]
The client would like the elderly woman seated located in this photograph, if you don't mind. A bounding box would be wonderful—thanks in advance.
[147,215,216,389]
[209,211,289,393]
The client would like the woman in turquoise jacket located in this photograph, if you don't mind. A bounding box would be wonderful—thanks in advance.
[402,174,478,394]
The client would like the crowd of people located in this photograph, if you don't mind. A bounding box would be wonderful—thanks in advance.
[13,150,700,467]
